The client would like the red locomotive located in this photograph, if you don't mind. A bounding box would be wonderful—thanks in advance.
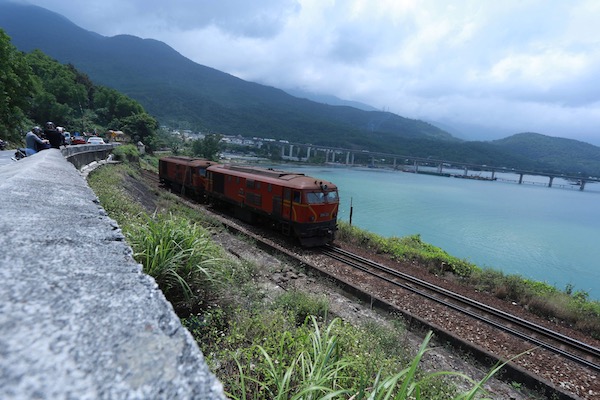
[158,156,339,246]
[159,156,216,201]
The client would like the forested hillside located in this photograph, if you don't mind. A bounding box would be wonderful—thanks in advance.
[492,133,600,176]
[0,29,158,147]
[2,2,599,177]
[0,1,455,148]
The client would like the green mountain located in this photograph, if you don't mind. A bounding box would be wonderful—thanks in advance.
[0,1,454,151]
[1,1,599,176]
[492,133,600,177]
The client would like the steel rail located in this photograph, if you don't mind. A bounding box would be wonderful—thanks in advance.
[322,245,600,373]
[144,168,598,396]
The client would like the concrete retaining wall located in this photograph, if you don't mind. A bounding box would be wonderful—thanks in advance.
[0,149,225,399]
[62,143,116,169]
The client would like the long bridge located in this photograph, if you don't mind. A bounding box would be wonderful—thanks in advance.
[277,142,599,191]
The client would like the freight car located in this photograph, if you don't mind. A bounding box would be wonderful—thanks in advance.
[158,156,216,201]
[206,164,339,246]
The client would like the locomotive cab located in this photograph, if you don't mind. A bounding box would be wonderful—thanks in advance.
[287,183,339,247]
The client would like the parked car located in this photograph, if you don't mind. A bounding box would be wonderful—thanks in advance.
[87,137,105,145]
[63,132,71,145]
[71,135,86,145]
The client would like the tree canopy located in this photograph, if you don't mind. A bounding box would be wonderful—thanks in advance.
[0,30,34,142]
[191,134,222,160]
[0,29,158,148]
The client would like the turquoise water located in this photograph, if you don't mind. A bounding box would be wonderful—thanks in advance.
[277,164,600,300]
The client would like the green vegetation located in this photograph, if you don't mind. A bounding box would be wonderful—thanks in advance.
[492,132,600,177]
[225,320,458,400]
[111,144,140,162]
[466,270,600,336]
[5,3,600,177]
[337,221,600,339]
[191,133,223,160]
[127,214,221,302]
[87,161,226,316]
[0,29,159,149]
[86,162,147,225]
[0,29,34,144]
[271,290,329,325]
[188,308,466,399]
[337,222,476,277]
[87,157,526,399]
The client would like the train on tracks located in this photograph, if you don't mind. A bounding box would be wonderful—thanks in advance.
[158,156,339,246]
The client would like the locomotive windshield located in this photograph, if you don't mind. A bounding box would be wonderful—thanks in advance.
[305,190,339,204]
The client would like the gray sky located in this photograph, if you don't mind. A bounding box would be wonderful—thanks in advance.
[16,0,600,145]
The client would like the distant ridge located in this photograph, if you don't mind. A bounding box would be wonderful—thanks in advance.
[492,133,600,177]
[1,1,600,176]
[0,1,455,151]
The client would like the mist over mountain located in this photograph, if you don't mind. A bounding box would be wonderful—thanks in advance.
[283,88,379,112]
[0,1,454,148]
[1,1,599,176]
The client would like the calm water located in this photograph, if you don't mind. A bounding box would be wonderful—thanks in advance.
[275,164,600,300]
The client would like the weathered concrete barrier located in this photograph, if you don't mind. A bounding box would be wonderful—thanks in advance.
[61,143,116,169]
[0,149,225,399]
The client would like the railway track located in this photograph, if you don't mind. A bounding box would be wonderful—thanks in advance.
[140,167,598,398]
[141,168,160,184]
[321,245,600,374]
[144,167,600,364]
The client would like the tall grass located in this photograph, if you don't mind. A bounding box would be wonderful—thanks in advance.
[337,220,600,339]
[127,213,222,302]
[89,161,537,398]
[88,160,227,311]
[86,163,147,226]
[228,318,511,400]
[234,318,350,400]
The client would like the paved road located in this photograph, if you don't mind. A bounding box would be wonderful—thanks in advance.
[0,149,19,165]
[0,149,224,399]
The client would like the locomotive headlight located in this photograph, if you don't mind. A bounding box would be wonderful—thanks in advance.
[310,216,315,221]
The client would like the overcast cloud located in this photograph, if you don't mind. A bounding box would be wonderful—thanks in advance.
[15,0,600,144]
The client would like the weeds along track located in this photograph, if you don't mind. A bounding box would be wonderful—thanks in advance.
[321,245,600,373]
[141,168,597,399]
[315,245,600,400]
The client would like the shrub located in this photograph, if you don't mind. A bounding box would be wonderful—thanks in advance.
[127,213,221,305]
[112,143,139,162]
[271,290,329,325]
[338,221,600,339]
[337,221,476,277]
